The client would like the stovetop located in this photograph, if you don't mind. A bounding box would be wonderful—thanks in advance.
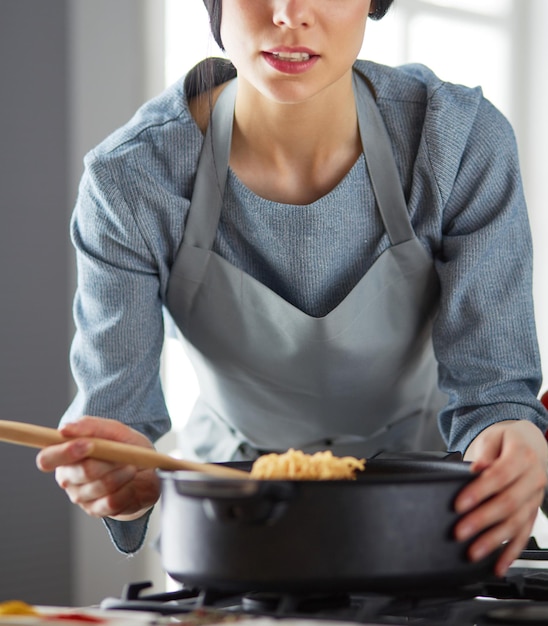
[100,562,548,626]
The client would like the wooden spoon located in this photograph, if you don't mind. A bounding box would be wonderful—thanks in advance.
[0,420,250,479]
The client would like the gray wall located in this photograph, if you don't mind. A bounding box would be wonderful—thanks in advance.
[0,0,72,605]
[0,0,165,606]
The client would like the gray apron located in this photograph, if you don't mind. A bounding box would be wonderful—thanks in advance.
[166,69,447,462]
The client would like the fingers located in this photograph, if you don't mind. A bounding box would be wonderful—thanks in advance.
[490,509,538,576]
[55,456,135,494]
[457,420,547,515]
[454,420,548,576]
[36,415,156,473]
[456,449,546,516]
[55,459,160,520]
[455,471,543,547]
[57,462,138,517]
[60,415,154,449]
[36,438,93,473]
[455,477,542,575]
[35,416,161,520]
[67,467,160,520]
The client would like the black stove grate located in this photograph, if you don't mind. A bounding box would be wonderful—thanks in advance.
[100,567,548,624]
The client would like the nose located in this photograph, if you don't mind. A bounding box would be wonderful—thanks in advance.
[272,0,314,28]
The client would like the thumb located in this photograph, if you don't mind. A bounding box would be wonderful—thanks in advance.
[465,426,504,472]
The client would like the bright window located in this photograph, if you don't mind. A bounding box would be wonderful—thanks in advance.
[165,0,224,87]
[360,0,515,120]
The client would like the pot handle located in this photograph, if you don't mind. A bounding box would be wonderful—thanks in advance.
[173,476,263,499]
[172,477,296,525]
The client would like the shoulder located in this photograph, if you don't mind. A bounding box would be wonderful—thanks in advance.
[355,59,485,128]
[94,77,196,153]
[354,60,517,201]
[83,76,203,193]
[83,58,238,190]
[73,77,206,277]
[357,58,514,146]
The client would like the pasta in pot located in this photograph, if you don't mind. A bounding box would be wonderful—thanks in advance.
[250,448,366,480]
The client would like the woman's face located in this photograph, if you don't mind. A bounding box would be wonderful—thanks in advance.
[219,0,371,104]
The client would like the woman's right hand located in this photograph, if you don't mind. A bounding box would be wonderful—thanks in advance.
[36,416,161,521]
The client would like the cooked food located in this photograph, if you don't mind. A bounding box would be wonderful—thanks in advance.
[0,600,40,616]
[250,448,365,480]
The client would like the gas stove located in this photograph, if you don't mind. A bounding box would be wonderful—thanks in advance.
[100,541,548,626]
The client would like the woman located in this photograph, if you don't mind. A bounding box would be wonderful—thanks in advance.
[37,0,548,577]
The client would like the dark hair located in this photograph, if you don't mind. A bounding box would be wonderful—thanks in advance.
[369,0,396,21]
[202,0,395,50]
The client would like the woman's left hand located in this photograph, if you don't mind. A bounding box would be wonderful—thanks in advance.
[454,420,548,576]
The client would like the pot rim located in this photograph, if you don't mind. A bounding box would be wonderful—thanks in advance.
[158,458,474,486]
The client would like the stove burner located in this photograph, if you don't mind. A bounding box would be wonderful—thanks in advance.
[241,590,351,614]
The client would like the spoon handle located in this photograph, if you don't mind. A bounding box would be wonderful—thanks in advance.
[0,420,249,479]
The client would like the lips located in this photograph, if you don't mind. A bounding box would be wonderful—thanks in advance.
[263,47,319,74]
[271,51,312,62]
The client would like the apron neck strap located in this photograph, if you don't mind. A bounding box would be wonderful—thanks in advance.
[353,70,414,245]
[183,68,413,250]
[182,79,237,249]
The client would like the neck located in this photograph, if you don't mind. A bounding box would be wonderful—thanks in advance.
[229,72,362,204]
[232,72,358,167]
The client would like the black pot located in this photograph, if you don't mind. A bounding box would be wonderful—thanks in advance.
[158,457,500,593]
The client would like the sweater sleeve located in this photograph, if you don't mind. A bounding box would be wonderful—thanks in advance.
[63,155,172,553]
[62,155,171,440]
[431,93,548,451]
[103,510,153,555]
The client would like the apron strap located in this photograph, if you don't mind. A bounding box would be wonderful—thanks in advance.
[182,67,414,250]
[353,70,415,245]
[182,79,237,250]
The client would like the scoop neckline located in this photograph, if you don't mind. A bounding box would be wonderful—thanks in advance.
[225,153,366,209]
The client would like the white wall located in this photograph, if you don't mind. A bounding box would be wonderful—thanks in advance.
[523,0,548,383]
